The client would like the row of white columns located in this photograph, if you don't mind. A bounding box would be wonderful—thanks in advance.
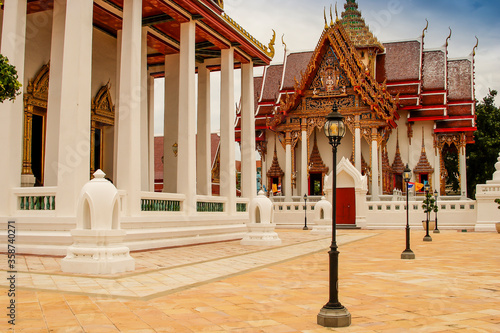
[160,24,257,214]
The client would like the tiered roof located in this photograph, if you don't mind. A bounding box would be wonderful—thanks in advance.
[308,132,329,175]
[341,0,384,52]
[239,0,477,145]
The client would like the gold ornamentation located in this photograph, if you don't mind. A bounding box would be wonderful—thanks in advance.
[221,13,275,59]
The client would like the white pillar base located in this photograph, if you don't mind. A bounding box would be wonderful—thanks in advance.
[61,229,135,275]
[21,174,36,187]
[240,223,281,246]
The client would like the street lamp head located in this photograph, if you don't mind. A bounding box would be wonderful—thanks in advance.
[434,189,438,199]
[324,104,346,147]
[403,164,412,183]
[304,193,308,201]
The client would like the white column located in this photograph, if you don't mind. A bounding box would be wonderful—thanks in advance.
[148,75,155,191]
[301,123,308,196]
[163,54,180,193]
[460,145,467,199]
[240,61,257,199]
[197,63,211,196]
[220,47,237,214]
[354,115,361,174]
[0,0,27,215]
[45,0,66,186]
[113,30,122,182]
[434,148,441,195]
[49,0,94,216]
[140,27,149,191]
[177,20,197,214]
[116,0,143,215]
[285,132,292,201]
[371,127,379,200]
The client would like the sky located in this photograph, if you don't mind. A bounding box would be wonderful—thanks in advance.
[154,0,500,136]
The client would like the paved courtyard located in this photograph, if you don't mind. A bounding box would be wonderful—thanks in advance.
[1,229,499,332]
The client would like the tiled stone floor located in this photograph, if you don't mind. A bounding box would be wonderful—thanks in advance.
[1,229,499,332]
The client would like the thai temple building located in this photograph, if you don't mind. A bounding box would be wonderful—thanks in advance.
[0,0,274,255]
[1,0,495,258]
[235,0,478,226]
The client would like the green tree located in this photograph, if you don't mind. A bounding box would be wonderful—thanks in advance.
[467,90,500,198]
[0,54,22,103]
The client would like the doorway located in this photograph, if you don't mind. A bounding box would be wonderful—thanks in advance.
[309,173,323,196]
[336,188,355,224]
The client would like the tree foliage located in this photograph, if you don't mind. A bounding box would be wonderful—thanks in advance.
[467,90,500,198]
[0,54,22,103]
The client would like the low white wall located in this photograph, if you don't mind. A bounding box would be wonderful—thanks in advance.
[365,200,477,229]
[271,200,478,230]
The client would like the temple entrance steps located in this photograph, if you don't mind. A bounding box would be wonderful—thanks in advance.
[0,217,248,256]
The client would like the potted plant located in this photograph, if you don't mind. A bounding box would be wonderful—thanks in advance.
[495,198,500,233]
[422,191,436,230]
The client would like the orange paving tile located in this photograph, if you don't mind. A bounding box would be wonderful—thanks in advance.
[1,229,499,332]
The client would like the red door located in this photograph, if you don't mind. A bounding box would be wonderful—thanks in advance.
[336,188,355,224]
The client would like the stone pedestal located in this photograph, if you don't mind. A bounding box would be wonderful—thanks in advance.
[475,152,500,232]
[311,197,332,234]
[317,306,351,327]
[241,190,281,246]
[21,174,36,187]
[61,170,134,274]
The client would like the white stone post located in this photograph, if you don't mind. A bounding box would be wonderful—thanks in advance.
[116,0,143,215]
[113,30,122,182]
[197,63,211,196]
[434,147,441,195]
[220,47,237,214]
[0,0,27,215]
[371,127,379,200]
[301,122,308,196]
[140,27,149,191]
[354,115,361,174]
[460,145,467,199]
[163,54,180,193]
[475,152,500,232]
[148,75,155,191]
[241,61,257,199]
[241,190,281,246]
[285,132,292,201]
[177,20,197,214]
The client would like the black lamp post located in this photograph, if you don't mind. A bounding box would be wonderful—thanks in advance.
[401,164,415,259]
[303,193,309,230]
[423,182,432,242]
[317,105,350,328]
[433,190,440,233]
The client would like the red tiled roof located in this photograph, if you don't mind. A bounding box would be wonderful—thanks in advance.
[260,64,283,102]
[422,50,446,91]
[282,51,313,90]
[448,59,472,101]
[383,41,421,82]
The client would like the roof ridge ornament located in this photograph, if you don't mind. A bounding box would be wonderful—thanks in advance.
[324,7,329,30]
[335,2,339,22]
[329,4,334,27]
[472,36,479,56]
[445,27,452,48]
[281,34,287,53]
[422,19,429,39]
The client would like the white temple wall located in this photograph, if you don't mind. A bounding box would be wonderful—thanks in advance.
[92,29,117,101]
[24,11,53,88]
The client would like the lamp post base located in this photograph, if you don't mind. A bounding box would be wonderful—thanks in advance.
[433,229,440,234]
[423,235,432,242]
[401,249,415,260]
[303,226,309,230]
[317,306,351,327]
